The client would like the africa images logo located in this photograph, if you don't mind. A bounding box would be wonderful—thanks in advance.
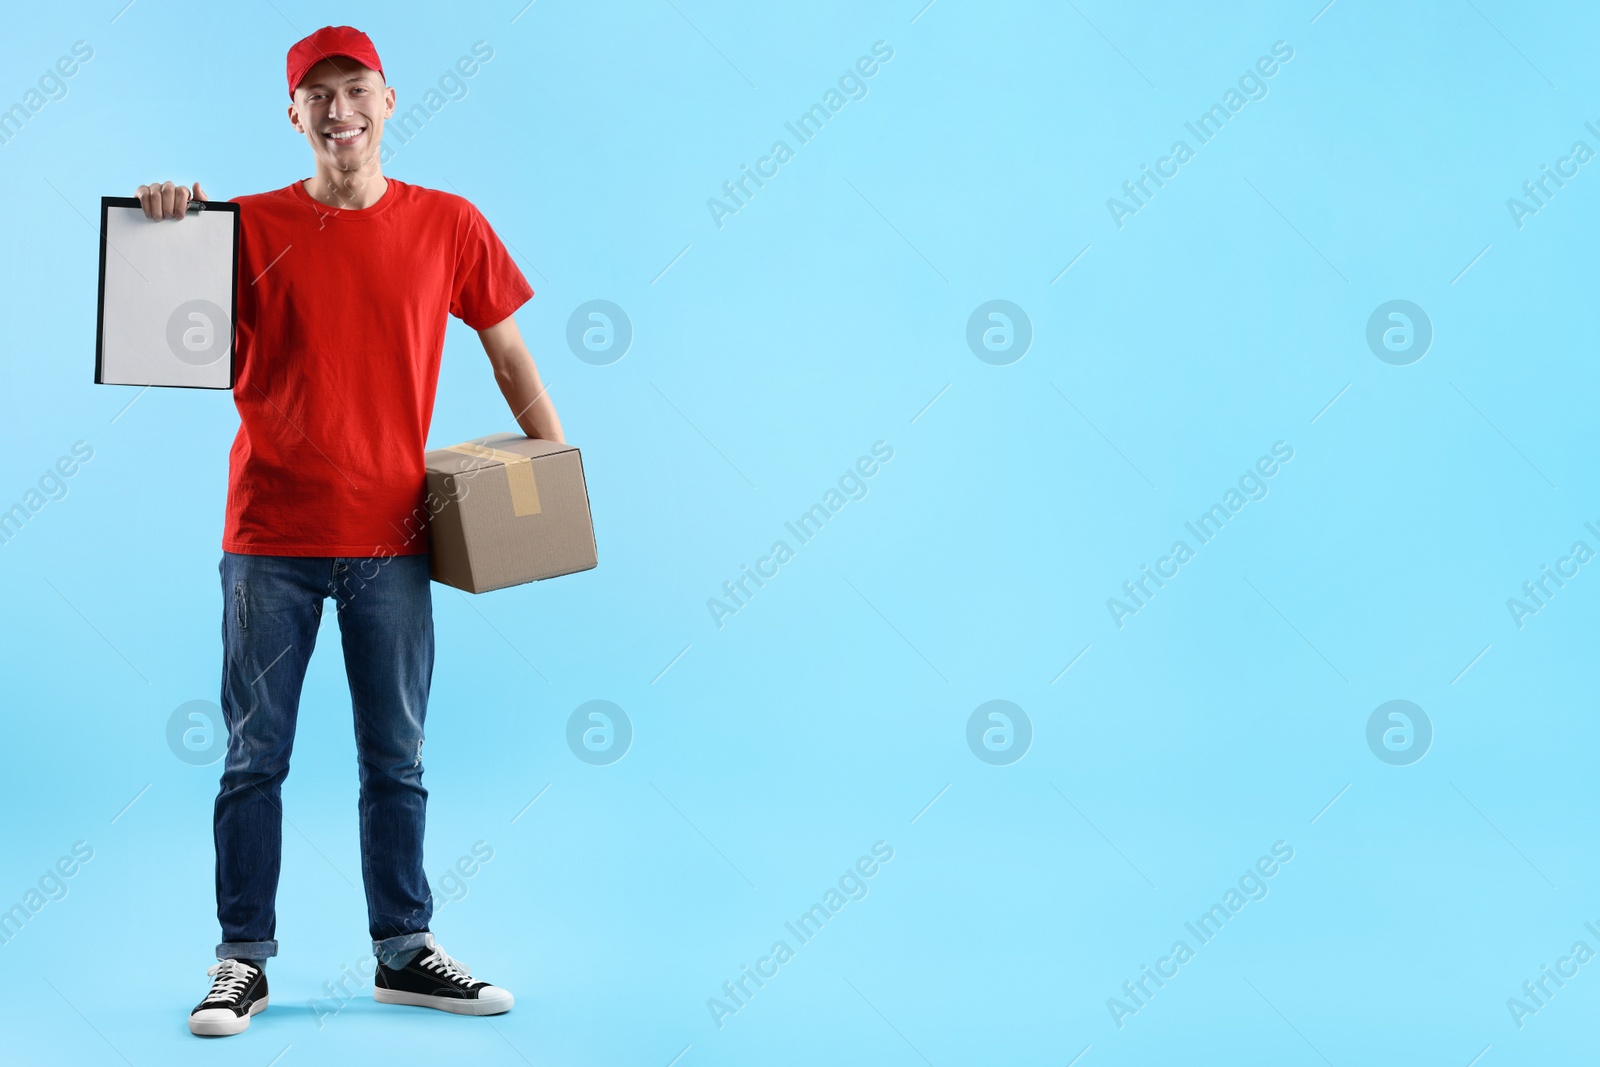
[966,301,1032,365]
[1365,700,1431,766]
[566,700,632,765]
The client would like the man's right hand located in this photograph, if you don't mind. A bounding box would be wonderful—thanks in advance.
[135,180,208,220]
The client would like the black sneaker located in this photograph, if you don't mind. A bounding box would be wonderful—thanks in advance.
[374,933,513,1015]
[189,958,268,1036]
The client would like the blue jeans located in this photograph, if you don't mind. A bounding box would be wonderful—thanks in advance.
[214,551,434,966]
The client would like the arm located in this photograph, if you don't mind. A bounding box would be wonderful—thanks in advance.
[477,314,564,443]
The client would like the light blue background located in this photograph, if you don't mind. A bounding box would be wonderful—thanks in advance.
[2,0,1597,1063]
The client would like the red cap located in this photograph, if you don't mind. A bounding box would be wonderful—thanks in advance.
[286,25,384,99]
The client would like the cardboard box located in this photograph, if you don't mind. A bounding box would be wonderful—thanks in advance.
[423,433,597,593]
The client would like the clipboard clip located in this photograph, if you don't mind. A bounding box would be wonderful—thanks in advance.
[185,200,208,214]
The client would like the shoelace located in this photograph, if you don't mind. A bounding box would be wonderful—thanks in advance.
[417,944,476,986]
[203,959,256,1005]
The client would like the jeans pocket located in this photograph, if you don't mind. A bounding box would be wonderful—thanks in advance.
[234,581,248,632]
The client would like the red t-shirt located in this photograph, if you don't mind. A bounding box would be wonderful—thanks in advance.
[223,177,532,557]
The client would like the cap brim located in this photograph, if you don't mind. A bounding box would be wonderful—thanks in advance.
[290,53,383,97]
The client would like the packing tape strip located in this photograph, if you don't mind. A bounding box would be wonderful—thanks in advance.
[444,442,542,516]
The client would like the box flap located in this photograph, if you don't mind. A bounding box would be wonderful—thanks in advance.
[424,433,575,475]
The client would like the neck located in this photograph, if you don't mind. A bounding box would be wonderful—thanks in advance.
[304,159,387,210]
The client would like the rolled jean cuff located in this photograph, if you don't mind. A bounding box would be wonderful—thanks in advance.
[373,930,429,968]
[217,939,278,960]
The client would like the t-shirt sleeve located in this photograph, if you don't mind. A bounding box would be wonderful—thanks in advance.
[450,204,534,330]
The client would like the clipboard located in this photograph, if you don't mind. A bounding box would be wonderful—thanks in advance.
[94,196,240,389]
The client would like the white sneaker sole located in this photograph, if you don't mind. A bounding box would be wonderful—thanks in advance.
[189,995,268,1036]
[374,986,513,1015]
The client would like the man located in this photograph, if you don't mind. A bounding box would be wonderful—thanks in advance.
[136,25,562,1037]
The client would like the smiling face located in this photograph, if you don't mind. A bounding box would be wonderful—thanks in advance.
[287,56,394,174]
